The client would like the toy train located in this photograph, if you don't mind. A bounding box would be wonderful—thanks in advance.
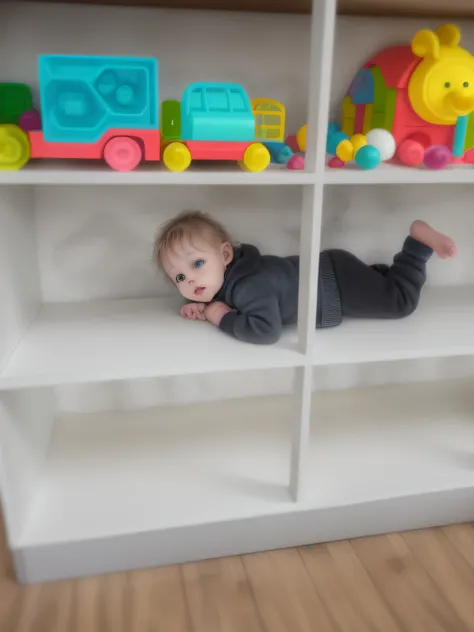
[0,55,292,173]
[335,24,474,170]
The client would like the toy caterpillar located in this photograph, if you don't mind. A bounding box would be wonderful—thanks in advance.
[342,24,474,169]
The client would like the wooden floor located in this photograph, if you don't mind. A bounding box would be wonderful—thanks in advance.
[2,517,474,631]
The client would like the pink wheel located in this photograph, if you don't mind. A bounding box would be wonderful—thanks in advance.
[396,139,424,167]
[103,136,142,172]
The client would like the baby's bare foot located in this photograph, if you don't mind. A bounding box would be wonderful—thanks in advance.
[410,220,457,259]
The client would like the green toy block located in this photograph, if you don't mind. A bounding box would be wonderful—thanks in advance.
[370,66,389,113]
[464,111,474,152]
[161,99,181,140]
[0,83,33,125]
[384,89,397,130]
[368,71,397,132]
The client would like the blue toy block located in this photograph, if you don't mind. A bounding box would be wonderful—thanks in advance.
[349,69,375,105]
[180,82,255,142]
[263,141,293,164]
[38,55,159,143]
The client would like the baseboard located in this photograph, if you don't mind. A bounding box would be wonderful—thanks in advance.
[13,485,474,583]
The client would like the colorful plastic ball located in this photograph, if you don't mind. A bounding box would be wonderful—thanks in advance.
[287,154,305,170]
[355,144,381,170]
[327,122,340,138]
[365,129,396,161]
[296,124,307,152]
[397,139,424,166]
[328,156,345,168]
[327,130,349,156]
[350,133,367,155]
[423,145,451,170]
[336,139,354,162]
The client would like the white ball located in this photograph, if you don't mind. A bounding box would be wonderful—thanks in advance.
[365,129,396,161]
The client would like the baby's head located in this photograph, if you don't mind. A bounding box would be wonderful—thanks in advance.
[154,211,234,303]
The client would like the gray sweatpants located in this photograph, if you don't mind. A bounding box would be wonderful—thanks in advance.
[326,236,433,319]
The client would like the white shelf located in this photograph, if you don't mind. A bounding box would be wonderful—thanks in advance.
[0,162,316,186]
[2,286,473,391]
[19,396,292,547]
[18,379,474,549]
[0,298,302,390]
[307,380,474,506]
[325,162,474,185]
[313,285,474,366]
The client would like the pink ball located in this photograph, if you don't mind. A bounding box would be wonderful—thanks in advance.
[328,156,345,168]
[287,154,305,170]
[397,139,424,166]
[424,145,451,170]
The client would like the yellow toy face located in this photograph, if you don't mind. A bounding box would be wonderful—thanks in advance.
[424,60,474,123]
[409,24,474,125]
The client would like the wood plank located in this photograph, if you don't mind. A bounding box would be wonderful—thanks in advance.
[403,528,474,631]
[19,0,474,18]
[182,556,262,632]
[352,533,468,632]
[443,523,474,570]
[299,540,403,632]
[242,548,336,632]
[129,565,190,632]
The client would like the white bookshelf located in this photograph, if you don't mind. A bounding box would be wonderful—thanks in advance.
[1,1,474,584]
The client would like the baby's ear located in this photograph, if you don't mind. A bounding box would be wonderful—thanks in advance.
[412,29,440,60]
[222,242,234,265]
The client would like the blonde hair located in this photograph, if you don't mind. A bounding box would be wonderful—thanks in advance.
[154,211,232,268]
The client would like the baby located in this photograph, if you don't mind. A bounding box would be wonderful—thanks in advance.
[154,211,457,345]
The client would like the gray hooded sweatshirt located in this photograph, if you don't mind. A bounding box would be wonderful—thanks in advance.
[213,244,342,344]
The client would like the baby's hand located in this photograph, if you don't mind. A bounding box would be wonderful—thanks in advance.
[204,301,236,326]
[180,302,207,321]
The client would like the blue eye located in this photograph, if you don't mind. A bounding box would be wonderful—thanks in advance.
[464,81,470,88]
[445,81,451,88]
[176,273,185,283]
[193,259,205,269]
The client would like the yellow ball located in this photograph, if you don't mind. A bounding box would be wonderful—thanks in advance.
[296,124,307,152]
[350,133,367,155]
[336,139,354,162]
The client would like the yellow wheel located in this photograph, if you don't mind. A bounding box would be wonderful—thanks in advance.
[239,142,271,173]
[0,124,30,170]
[163,142,191,172]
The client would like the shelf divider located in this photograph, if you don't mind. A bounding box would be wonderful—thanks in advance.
[290,0,336,501]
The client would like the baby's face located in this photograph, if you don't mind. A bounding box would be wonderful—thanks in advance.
[163,236,233,303]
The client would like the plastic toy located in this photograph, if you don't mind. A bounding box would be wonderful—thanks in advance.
[296,124,307,152]
[0,55,285,174]
[251,98,293,164]
[0,83,33,125]
[25,55,161,172]
[287,154,305,169]
[341,23,474,168]
[326,123,383,169]
[365,128,396,161]
[18,109,41,132]
[159,84,271,172]
[0,125,30,170]
[355,144,381,169]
